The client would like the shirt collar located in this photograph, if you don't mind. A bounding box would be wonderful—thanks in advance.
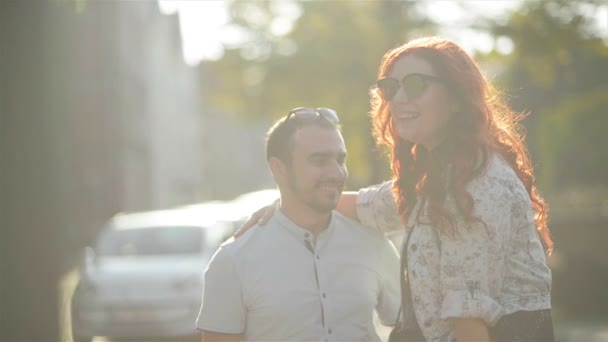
[274,208,335,242]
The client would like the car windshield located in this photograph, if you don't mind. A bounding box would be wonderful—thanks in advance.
[96,226,204,256]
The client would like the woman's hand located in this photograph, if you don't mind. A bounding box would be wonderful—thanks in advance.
[233,199,279,237]
[450,318,491,342]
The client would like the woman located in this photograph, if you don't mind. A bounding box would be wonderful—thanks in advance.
[242,36,554,341]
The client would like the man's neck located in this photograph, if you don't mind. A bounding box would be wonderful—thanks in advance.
[279,202,331,237]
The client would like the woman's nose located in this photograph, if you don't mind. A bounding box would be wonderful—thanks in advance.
[392,85,409,103]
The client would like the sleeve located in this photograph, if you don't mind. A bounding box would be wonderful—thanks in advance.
[196,246,246,333]
[356,180,404,234]
[438,185,510,325]
[375,236,402,325]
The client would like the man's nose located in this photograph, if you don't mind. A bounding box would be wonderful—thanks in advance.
[328,161,347,180]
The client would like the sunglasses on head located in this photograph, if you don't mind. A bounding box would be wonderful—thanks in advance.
[376,73,443,101]
[287,107,340,124]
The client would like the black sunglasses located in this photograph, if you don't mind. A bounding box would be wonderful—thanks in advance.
[376,73,443,101]
[287,107,340,123]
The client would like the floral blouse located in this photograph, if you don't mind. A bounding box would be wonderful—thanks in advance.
[356,154,552,342]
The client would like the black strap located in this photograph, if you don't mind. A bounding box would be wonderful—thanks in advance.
[396,199,425,336]
[399,223,420,331]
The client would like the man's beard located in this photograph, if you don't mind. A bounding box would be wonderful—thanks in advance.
[286,171,341,214]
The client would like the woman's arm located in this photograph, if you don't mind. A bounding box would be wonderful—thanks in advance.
[235,181,400,236]
[449,318,491,342]
[234,192,359,237]
[336,192,359,221]
[202,331,243,342]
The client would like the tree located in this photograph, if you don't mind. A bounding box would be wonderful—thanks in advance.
[201,0,436,187]
[479,0,608,191]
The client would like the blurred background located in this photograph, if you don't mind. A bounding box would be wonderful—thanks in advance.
[1,0,607,341]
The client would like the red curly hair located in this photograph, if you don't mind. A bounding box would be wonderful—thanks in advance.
[370,37,553,254]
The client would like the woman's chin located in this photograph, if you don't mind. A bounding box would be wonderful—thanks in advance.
[396,129,417,144]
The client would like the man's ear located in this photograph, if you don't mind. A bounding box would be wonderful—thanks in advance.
[268,156,287,181]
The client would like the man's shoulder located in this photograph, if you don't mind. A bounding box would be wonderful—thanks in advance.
[218,216,286,257]
[332,210,387,242]
[217,224,267,255]
[331,211,399,264]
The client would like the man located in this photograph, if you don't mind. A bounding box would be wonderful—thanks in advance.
[197,107,400,341]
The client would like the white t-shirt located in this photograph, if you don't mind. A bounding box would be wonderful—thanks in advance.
[197,209,400,341]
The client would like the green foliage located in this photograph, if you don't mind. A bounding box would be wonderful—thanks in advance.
[201,0,436,186]
[537,86,608,190]
[479,0,608,193]
[203,0,608,192]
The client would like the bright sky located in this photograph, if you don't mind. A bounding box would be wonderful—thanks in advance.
[158,0,607,66]
[158,0,229,64]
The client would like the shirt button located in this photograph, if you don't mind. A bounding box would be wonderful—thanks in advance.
[322,293,326,298]
[411,243,417,252]
[304,232,310,238]
[316,255,320,260]
[328,328,332,334]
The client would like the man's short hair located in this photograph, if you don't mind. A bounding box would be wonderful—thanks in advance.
[266,107,340,164]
